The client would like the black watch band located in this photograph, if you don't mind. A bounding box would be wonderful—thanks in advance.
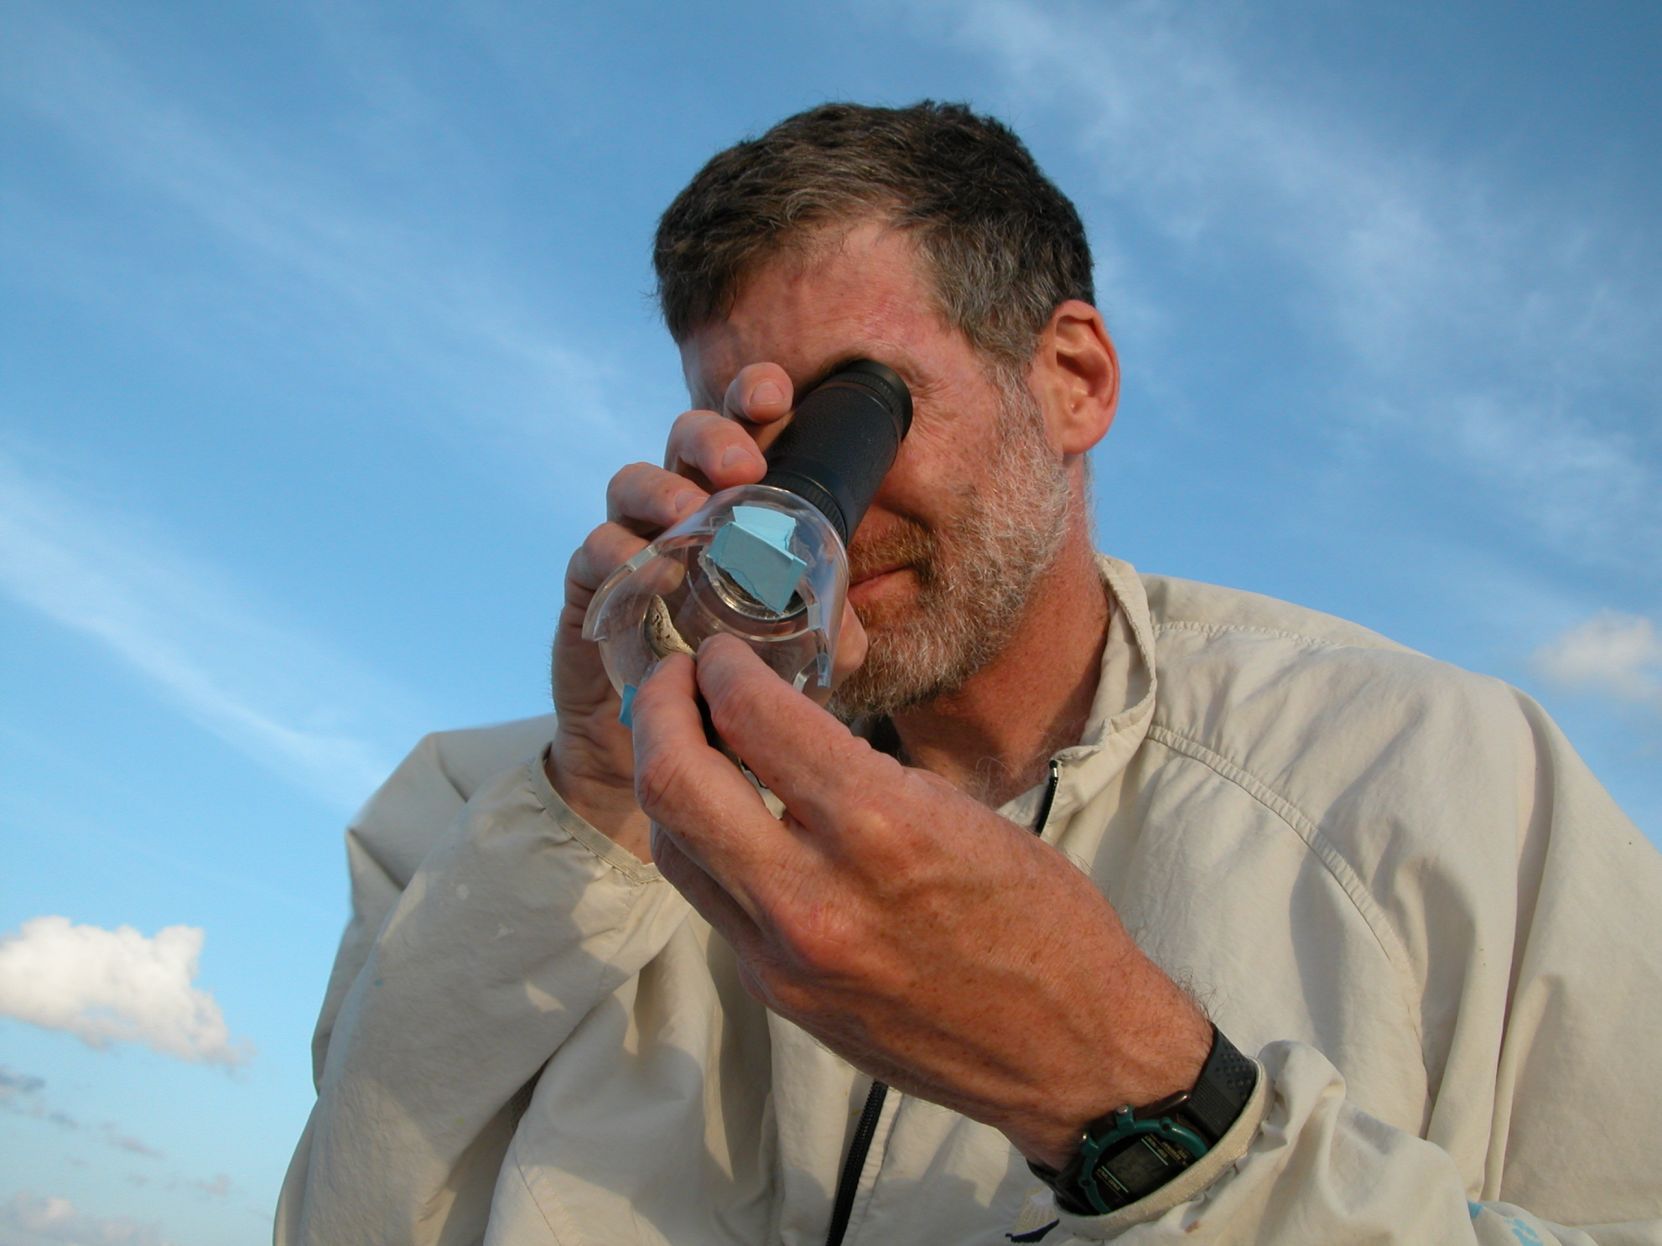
[1030,1025,1258,1216]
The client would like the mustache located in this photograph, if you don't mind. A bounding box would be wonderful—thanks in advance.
[848,519,937,582]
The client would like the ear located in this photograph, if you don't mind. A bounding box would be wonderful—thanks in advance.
[1029,299,1118,456]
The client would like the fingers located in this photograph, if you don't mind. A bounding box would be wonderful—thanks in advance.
[663,362,793,479]
[721,363,794,427]
[695,635,894,835]
[564,522,649,609]
[662,410,767,492]
[629,653,783,916]
[604,461,708,534]
[613,362,794,536]
[832,599,868,685]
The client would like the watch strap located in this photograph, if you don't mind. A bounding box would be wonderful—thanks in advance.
[1032,1025,1257,1216]
[1179,1026,1257,1140]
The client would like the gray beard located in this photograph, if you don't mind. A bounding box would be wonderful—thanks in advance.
[828,384,1073,722]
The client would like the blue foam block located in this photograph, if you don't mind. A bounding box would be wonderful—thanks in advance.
[708,509,805,613]
[732,504,796,548]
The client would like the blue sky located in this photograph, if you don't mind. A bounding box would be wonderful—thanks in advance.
[1,3,1657,1242]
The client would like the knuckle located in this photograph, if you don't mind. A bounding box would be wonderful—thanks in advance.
[746,957,811,1016]
[692,412,739,451]
[632,755,675,820]
[669,406,716,437]
[843,792,889,841]
[773,899,854,980]
[705,672,773,746]
[766,976,813,1019]
[836,779,900,850]
[632,734,688,818]
[604,460,658,511]
[572,525,633,587]
[564,538,591,590]
[609,459,656,490]
[564,532,604,600]
[574,525,612,569]
[666,409,720,459]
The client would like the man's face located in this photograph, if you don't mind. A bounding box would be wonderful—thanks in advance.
[680,222,1072,719]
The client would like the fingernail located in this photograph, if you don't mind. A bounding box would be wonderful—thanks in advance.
[750,381,784,407]
[673,490,699,514]
[720,445,756,472]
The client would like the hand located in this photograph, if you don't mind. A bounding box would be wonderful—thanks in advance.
[548,365,868,861]
[629,634,1211,1166]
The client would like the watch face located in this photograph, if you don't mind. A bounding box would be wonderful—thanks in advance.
[1094,1134,1192,1203]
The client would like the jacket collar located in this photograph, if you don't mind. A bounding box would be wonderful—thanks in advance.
[1002,554,1158,840]
[857,555,1158,837]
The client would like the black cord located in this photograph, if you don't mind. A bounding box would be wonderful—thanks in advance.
[822,759,1063,1244]
[823,1079,888,1246]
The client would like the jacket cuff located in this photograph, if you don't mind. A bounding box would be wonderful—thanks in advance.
[1054,1056,1269,1239]
[530,749,661,885]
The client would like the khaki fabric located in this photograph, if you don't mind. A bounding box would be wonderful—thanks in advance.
[277,557,1662,1244]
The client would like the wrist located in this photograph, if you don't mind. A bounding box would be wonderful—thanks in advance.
[1017,998,1212,1170]
[1029,1024,1258,1216]
[543,746,651,863]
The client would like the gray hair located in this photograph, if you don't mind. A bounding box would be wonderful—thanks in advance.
[653,101,1096,375]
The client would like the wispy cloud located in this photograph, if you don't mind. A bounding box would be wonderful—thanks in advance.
[0,446,413,807]
[0,1069,46,1100]
[899,0,1659,575]
[1532,613,1662,713]
[186,1174,232,1200]
[0,1191,173,1246]
[0,1067,77,1132]
[104,1128,165,1160]
[0,7,650,493]
[0,917,251,1067]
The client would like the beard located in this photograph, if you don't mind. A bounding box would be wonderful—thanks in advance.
[828,381,1074,722]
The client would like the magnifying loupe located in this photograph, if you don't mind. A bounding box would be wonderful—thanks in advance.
[583,359,912,720]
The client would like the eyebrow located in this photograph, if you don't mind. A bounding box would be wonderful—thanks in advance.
[799,352,873,393]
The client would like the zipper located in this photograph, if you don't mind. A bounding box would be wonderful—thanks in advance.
[821,757,1063,1246]
[1032,758,1062,837]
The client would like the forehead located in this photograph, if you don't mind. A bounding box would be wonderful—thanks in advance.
[679,223,959,406]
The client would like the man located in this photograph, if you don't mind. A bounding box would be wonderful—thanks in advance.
[278,103,1662,1244]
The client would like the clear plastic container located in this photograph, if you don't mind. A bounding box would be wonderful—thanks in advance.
[582,484,848,706]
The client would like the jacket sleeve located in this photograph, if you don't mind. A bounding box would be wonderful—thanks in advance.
[275,744,689,1246]
[1052,689,1662,1244]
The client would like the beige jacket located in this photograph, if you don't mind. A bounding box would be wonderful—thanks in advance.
[277,558,1662,1244]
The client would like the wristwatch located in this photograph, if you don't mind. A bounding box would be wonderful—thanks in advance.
[1030,1026,1258,1216]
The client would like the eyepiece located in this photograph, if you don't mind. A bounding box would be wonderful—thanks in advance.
[759,360,913,546]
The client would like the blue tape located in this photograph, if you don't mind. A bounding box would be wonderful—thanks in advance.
[618,683,637,728]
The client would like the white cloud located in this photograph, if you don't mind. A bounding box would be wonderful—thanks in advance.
[0,917,251,1067]
[0,448,406,809]
[1532,613,1662,711]
[0,1191,173,1246]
